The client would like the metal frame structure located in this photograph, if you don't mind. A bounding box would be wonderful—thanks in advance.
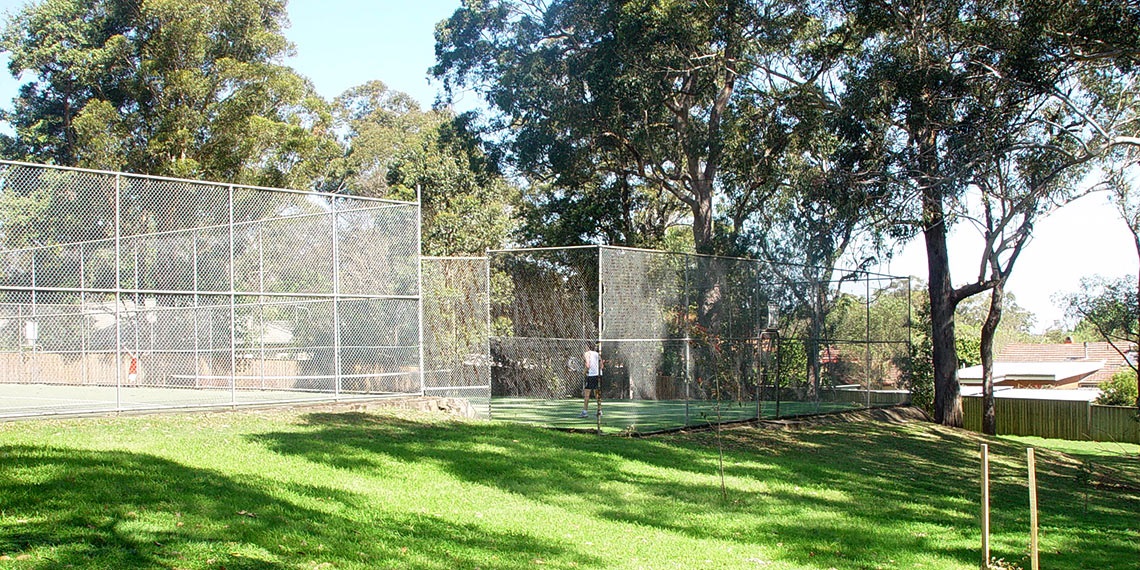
[421,256,491,418]
[486,245,912,432]
[0,161,422,418]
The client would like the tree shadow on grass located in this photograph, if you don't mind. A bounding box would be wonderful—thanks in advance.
[0,444,602,569]
[686,419,1140,570]
[249,411,1108,569]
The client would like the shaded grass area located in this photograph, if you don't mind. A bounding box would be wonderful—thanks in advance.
[0,407,1136,569]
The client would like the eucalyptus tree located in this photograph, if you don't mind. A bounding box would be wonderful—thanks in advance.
[978,0,1140,420]
[321,81,518,257]
[0,0,336,187]
[969,130,1093,434]
[432,0,843,254]
[839,0,1138,425]
[724,82,897,397]
[1098,80,1140,402]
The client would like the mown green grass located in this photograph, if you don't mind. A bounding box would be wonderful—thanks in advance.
[0,407,1136,570]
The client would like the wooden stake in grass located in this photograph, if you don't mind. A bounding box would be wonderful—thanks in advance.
[981,443,990,570]
[1028,447,1039,570]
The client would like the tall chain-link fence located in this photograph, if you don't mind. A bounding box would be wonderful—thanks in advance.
[422,256,490,418]
[489,246,912,432]
[0,161,422,418]
[0,162,911,428]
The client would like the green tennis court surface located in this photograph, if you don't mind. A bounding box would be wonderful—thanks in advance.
[489,397,867,433]
[0,383,403,419]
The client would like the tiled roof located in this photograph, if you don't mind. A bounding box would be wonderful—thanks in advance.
[996,341,1132,385]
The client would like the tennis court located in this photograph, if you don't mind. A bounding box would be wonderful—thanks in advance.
[0,382,406,419]
[0,163,913,429]
[489,396,875,433]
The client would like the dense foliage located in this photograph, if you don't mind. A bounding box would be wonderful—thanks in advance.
[1063,275,1140,408]
[0,2,518,256]
[1097,369,1140,407]
[0,0,337,187]
[318,81,517,256]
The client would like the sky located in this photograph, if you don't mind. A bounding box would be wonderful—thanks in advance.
[0,0,1135,333]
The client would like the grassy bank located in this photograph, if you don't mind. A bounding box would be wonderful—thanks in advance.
[1,407,1136,569]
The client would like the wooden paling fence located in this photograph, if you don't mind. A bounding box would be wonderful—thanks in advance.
[963,396,1140,443]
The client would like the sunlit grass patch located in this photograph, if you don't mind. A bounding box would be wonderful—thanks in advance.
[0,406,1136,569]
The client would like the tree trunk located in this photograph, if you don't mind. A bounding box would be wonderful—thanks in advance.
[925,189,963,427]
[981,282,1004,435]
[805,282,827,399]
[1134,231,1140,409]
[691,179,715,254]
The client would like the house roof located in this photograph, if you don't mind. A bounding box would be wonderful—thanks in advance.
[957,361,1104,384]
[996,341,1132,385]
[960,386,1101,401]
[999,341,1122,363]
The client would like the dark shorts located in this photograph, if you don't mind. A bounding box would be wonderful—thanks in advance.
[584,375,600,390]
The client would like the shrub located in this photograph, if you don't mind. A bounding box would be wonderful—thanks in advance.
[1096,368,1139,407]
[897,339,934,415]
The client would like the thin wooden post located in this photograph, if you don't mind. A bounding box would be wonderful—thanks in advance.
[981,443,990,569]
[1028,447,1039,570]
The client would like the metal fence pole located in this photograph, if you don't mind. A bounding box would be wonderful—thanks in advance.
[416,188,425,397]
[866,271,872,409]
[683,254,691,426]
[485,252,493,418]
[133,243,140,384]
[228,185,237,406]
[114,173,122,410]
[81,244,87,385]
[258,223,265,390]
[331,204,342,399]
[193,228,200,388]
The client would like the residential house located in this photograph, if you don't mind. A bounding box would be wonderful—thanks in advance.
[958,339,1134,392]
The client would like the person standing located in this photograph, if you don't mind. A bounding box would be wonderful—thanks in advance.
[580,343,603,418]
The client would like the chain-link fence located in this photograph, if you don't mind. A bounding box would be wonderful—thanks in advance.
[0,161,422,418]
[488,246,912,432]
[422,256,490,418]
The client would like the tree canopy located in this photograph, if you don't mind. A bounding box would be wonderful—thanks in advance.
[1,0,337,187]
[317,81,517,256]
[432,0,845,254]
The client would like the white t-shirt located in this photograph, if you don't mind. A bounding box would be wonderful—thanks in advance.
[584,350,602,377]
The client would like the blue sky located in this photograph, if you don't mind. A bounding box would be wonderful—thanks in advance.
[0,0,463,107]
[284,0,462,106]
[0,0,1134,331]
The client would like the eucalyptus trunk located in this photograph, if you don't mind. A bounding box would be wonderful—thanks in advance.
[690,177,716,254]
[980,282,1005,435]
[924,185,963,427]
[1134,232,1140,409]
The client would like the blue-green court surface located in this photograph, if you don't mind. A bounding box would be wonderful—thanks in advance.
[488,397,865,433]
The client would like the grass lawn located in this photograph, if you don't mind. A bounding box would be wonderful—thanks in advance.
[0,406,1136,570]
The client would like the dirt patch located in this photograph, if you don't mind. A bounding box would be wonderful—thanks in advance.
[287,396,479,418]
